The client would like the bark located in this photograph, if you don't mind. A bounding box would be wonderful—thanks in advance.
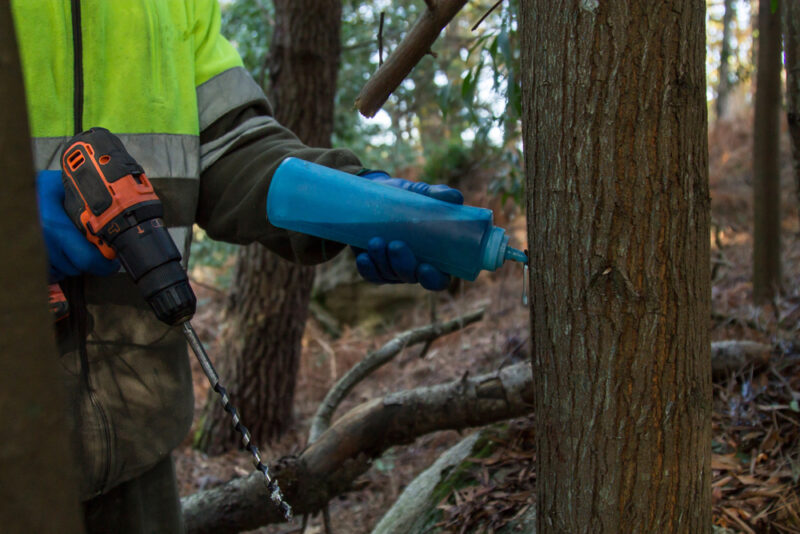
[0,5,85,532]
[785,0,800,209]
[356,0,470,117]
[753,0,783,302]
[522,1,711,532]
[182,362,534,534]
[197,0,342,453]
[717,0,736,119]
[309,308,485,443]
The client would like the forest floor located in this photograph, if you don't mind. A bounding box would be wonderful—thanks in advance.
[175,110,800,534]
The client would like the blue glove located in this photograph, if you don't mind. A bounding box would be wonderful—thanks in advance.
[36,170,120,282]
[354,171,463,291]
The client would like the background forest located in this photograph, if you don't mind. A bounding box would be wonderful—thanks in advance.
[173,1,800,533]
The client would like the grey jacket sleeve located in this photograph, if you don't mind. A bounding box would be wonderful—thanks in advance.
[196,67,363,265]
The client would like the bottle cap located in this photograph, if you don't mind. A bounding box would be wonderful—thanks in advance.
[481,226,509,272]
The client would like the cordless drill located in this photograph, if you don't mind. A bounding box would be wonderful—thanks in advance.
[61,127,195,325]
[58,127,292,519]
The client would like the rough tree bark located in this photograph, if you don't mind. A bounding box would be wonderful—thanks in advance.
[522,1,712,532]
[0,5,85,532]
[785,0,800,208]
[753,0,783,302]
[197,0,343,453]
[717,0,736,119]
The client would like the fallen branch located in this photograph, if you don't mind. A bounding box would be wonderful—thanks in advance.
[181,362,534,534]
[308,307,486,443]
[355,0,470,117]
[711,340,773,377]
[181,337,773,532]
[712,310,768,334]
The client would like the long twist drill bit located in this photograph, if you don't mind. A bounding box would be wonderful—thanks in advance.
[182,321,293,520]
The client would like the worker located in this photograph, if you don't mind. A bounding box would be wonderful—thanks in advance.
[13,1,463,532]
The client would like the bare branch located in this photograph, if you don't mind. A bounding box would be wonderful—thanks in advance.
[471,0,504,32]
[308,308,485,443]
[711,340,773,377]
[356,0,470,117]
[181,362,534,534]
[379,11,385,66]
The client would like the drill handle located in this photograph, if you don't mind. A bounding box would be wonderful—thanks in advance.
[60,127,157,259]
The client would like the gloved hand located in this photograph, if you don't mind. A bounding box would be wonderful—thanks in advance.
[354,170,463,291]
[36,170,120,282]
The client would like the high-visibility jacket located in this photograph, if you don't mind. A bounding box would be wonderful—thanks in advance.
[12,0,361,499]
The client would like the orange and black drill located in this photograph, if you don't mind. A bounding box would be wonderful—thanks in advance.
[58,127,292,519]
[61,127,195,325]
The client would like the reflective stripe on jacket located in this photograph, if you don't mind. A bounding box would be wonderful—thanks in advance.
[12,0,361,498]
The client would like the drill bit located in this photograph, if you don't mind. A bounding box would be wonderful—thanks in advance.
[182,321,293,520]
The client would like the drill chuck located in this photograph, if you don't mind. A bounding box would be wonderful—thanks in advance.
[112,217,196,325]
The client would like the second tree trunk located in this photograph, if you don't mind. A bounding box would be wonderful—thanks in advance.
[198,0,342,453]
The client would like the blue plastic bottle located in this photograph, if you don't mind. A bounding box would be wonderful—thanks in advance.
[267,157,528,281]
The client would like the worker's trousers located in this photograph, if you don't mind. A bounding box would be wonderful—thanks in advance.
[83,456,185,534]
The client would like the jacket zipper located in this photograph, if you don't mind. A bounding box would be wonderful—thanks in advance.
[69,0,112,493]
[70,0,83,134]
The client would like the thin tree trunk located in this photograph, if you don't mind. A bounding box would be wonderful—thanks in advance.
[521,1,711,532]
[753,0,783,302]
[197,0,342,453]
[0,5,85,532]
[785,0,800,209]
[717,0,736,119]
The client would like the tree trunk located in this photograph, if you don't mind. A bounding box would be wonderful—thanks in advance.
[753,0,783,303]
[521,1,711,532]
[717,0,736,119]
[785,0,800,209]
[0,5,85,532]
[197,0,342,453]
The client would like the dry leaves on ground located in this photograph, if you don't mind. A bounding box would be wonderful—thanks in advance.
[434,418,536,534]
[712,348,800,534]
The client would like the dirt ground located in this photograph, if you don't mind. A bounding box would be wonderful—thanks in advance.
[175,108,800,534]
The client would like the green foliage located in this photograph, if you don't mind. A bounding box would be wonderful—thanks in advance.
[220,0,273,87]
[457,0,521,145]
[422,140,477,186]
[218,0,523,201]
[189,227,239,270]
[487,148,525,206]
[374,447,397,473]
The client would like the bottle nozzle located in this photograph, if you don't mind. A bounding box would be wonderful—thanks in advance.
[505,246,528,264]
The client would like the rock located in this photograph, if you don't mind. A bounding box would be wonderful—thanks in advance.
[370,432,483,534]
[313,248,427,328]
